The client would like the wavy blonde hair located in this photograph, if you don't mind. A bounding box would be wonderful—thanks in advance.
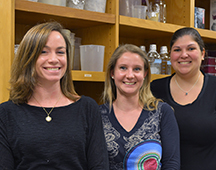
[10,22,80,104]
[102,44,161,110]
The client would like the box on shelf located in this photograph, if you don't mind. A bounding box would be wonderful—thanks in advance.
[201,50,216,76]
[210,0,216,31]
[194,7,205,29]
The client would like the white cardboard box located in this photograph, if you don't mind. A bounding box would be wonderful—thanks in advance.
[210,0,216,31]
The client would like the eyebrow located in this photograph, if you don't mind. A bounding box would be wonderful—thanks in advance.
[43,46,66,49]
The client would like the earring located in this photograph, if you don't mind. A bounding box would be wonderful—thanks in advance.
[111,76,114,79]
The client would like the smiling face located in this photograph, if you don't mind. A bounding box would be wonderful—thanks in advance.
[35,31,67,85]
[170,35,205,75]
[112,52,146,98]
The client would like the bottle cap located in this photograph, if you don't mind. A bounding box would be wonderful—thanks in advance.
[140,46,146,51]
[149,44,157,51]
[160,46,168,54]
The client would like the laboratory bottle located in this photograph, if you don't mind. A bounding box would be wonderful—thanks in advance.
[166,55,172,74]
[147,44,161,74]
[159,0,166,23]
[140,45,147,56]
[160,46,169,74]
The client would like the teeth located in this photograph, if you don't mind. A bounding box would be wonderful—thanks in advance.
[46,68,59,71]
[125,82,135,85]
[179,61,190,64]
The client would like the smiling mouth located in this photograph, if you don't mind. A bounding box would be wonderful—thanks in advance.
[124,82,136,85]
[178,61,191,64]
[45,67,60,71]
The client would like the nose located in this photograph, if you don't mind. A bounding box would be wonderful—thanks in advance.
[180,49,189,58]
[48,52,58,63]
[126,69,134,79]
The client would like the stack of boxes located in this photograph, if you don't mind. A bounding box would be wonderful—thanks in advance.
[201,51,216,76]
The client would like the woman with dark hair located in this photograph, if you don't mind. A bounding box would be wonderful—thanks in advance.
[100,44,180,170]
[151,27,216,170]
[0,22,109,170]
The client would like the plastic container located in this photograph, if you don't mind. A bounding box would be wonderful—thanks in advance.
[132,5,147,19]
[38,0,66,6]
[119,0,142,17]
[84,0,107,13]
[73,37,82,70]
[67,0,85,9]
[80,45,105,72]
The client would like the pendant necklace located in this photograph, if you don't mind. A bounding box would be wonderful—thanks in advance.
[174,73,201,96]
[33,95,62,122]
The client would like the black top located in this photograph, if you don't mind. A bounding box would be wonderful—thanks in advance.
[99,102,180,170]
[0,96,109,170]
[151,73,216,170]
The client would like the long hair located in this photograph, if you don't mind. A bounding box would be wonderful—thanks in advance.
[102,44,161,110]
[10,22,80,104]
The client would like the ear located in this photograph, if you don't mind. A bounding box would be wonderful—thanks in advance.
[144,71,148,78]
[111,70,114,78]
[201,49,205,60]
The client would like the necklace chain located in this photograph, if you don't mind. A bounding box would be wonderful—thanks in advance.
[174,73,201,96]
[33,95,62,122]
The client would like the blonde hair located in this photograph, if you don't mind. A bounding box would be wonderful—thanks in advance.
[102,44,161,110]
[10,22,80,104]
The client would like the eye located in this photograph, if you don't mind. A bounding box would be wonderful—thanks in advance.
[173,48,180,52]
[41,50,48,54]
[188,47,195,51]
[120,66,126,70]
[57,50,66,55]
[134,67,141,71]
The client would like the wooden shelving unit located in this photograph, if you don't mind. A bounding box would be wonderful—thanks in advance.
[0,0,215,103]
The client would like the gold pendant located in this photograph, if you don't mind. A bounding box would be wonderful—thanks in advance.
[46,116,52,122]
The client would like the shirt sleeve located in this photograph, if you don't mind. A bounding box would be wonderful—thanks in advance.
[160,103,180,170]
[85,98,109,170]
[0,104,14,170]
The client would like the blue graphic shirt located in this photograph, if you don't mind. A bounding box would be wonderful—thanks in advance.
[99,102,180,170]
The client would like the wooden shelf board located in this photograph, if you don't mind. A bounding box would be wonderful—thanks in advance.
[15,0,115,28]
[72,70,105,82]
[72,70,169,82]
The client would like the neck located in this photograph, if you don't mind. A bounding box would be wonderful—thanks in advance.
[29,83,63,107]
[114,94,141,111]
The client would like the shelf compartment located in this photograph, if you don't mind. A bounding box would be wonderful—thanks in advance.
[15,0,115,29]
[119,15,216,43]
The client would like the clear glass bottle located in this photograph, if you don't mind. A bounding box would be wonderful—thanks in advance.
[159,0,166,23]
[147,44,161,74]
[160,46,169,74]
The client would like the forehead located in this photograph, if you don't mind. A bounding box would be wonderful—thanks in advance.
[117,52,144,64]
[173,35,198,46]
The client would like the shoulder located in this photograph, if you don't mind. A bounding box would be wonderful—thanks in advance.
[157,102,174,115]
[78,95,98,107]
[99,103,110,115]
[0,100,17,111]
[205,73,216,83]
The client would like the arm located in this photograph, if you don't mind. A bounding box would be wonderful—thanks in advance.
[160,103,180,170]
[86,99,109,170]
[0,104,14,170]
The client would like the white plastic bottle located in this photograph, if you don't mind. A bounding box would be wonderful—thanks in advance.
[160,46,169,74]
[147,44,161,74]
